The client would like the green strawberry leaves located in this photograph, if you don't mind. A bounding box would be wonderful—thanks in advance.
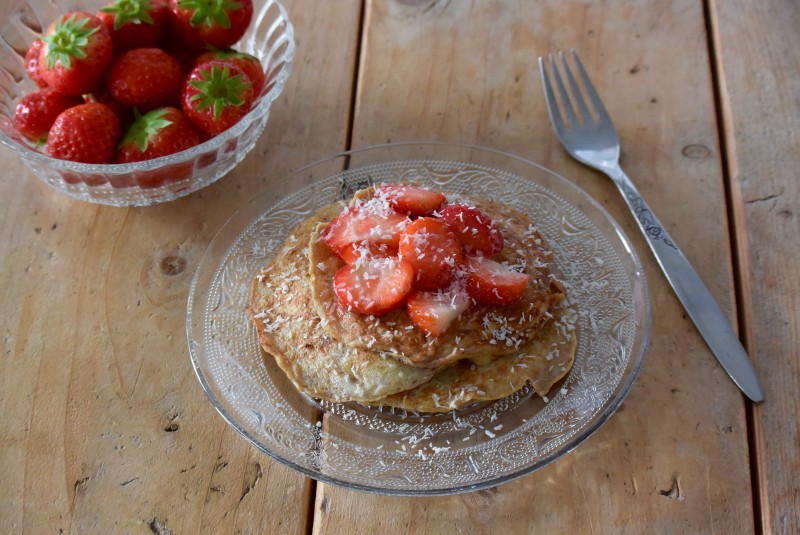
[189,63,251,120]
[203,46,257,62]
[178,0,243,30]
[43,14,99,70]
[121,108,174,152]
[100,0,156,31]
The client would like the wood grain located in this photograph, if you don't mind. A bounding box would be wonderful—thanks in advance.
[709,0,800,533]
[0,0,361,532]
[313,0,754,532]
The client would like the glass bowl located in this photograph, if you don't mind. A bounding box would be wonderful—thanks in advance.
[187,142,651,495]
[0,0,294,206]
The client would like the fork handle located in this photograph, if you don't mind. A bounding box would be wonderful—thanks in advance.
[605,165,764,402]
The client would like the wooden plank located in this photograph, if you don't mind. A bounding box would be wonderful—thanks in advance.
[709,1,800,533]
[0,0,361,532]
[312,0,754,532]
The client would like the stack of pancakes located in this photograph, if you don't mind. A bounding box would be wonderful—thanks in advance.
[247,191,576,413]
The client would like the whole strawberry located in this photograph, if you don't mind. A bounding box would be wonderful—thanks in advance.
[98,0,169,51]
[182,60,254,135]
[195,48,265,95]
[13,89,82,144]
[84,87,134,129]
[38,12,113,96]
[169,0,253,49]
[161,32,205,73]
[107,48,184,112]
[24,39,48,88]
[116,107,200,163]
[48,102,120,164]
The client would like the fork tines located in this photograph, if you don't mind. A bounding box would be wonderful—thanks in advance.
[538,50,611,129]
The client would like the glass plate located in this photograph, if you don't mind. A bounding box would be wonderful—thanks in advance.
[187,142,651,495]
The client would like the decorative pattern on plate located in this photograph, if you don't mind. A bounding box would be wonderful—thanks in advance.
[188,147,649,495]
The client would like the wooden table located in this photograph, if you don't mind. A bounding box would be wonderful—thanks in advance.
[1,0,797,533]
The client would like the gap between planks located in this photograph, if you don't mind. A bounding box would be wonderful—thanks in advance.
[701,1,764,534]
[305,1,369,534]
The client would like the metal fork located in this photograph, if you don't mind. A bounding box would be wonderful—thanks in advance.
[539,50,764,403]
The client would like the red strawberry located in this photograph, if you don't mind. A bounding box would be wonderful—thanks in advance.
[323,207,408,258]
[439,204,504,256]
[98,0,169,52]
[399,217,463,291]
[168,0,253,49]
[333,256,414,316]
[38,12,113,96]
[25,39,48,88]
[195,49,265,95]
[161,32,205,73]
[377,184,446,216]
[107,48,184,112]
[47,102,120,164]
[13,89,82,144]
[182,60,255,134]
[115,107,200,163]
[406,288,470,337]
[84,87,134,128]
[464,255,529,306]
[337,242,398,265]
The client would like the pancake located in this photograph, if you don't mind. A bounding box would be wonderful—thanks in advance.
[370,307,577,413]
[247,185,577,413]
[247,205,438,402]
[308,194,565,369]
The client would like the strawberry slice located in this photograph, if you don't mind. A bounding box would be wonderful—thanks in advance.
[337,242,397,264]
[323,207,408,258]
[399,217,463,291]
[439,204,504,256]
[465,255,529,305]
[377,184,446,216]
[333,256,414,315]
[406,288,470,337]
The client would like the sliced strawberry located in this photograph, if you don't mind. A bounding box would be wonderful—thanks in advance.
[398,217,463,291]
[465,255,529,306]
[333,256,414,316]
[439,204,504,256]
[406,288,470,337]
[377,184,446,216]
[323,207,408,256]
[337,242,397,264]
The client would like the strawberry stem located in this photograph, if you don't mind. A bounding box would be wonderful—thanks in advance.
[42,14,98,70]
[178,0,243,30]
[120,108,173,152]
[100,0,156,31]
[189,63,250,120]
